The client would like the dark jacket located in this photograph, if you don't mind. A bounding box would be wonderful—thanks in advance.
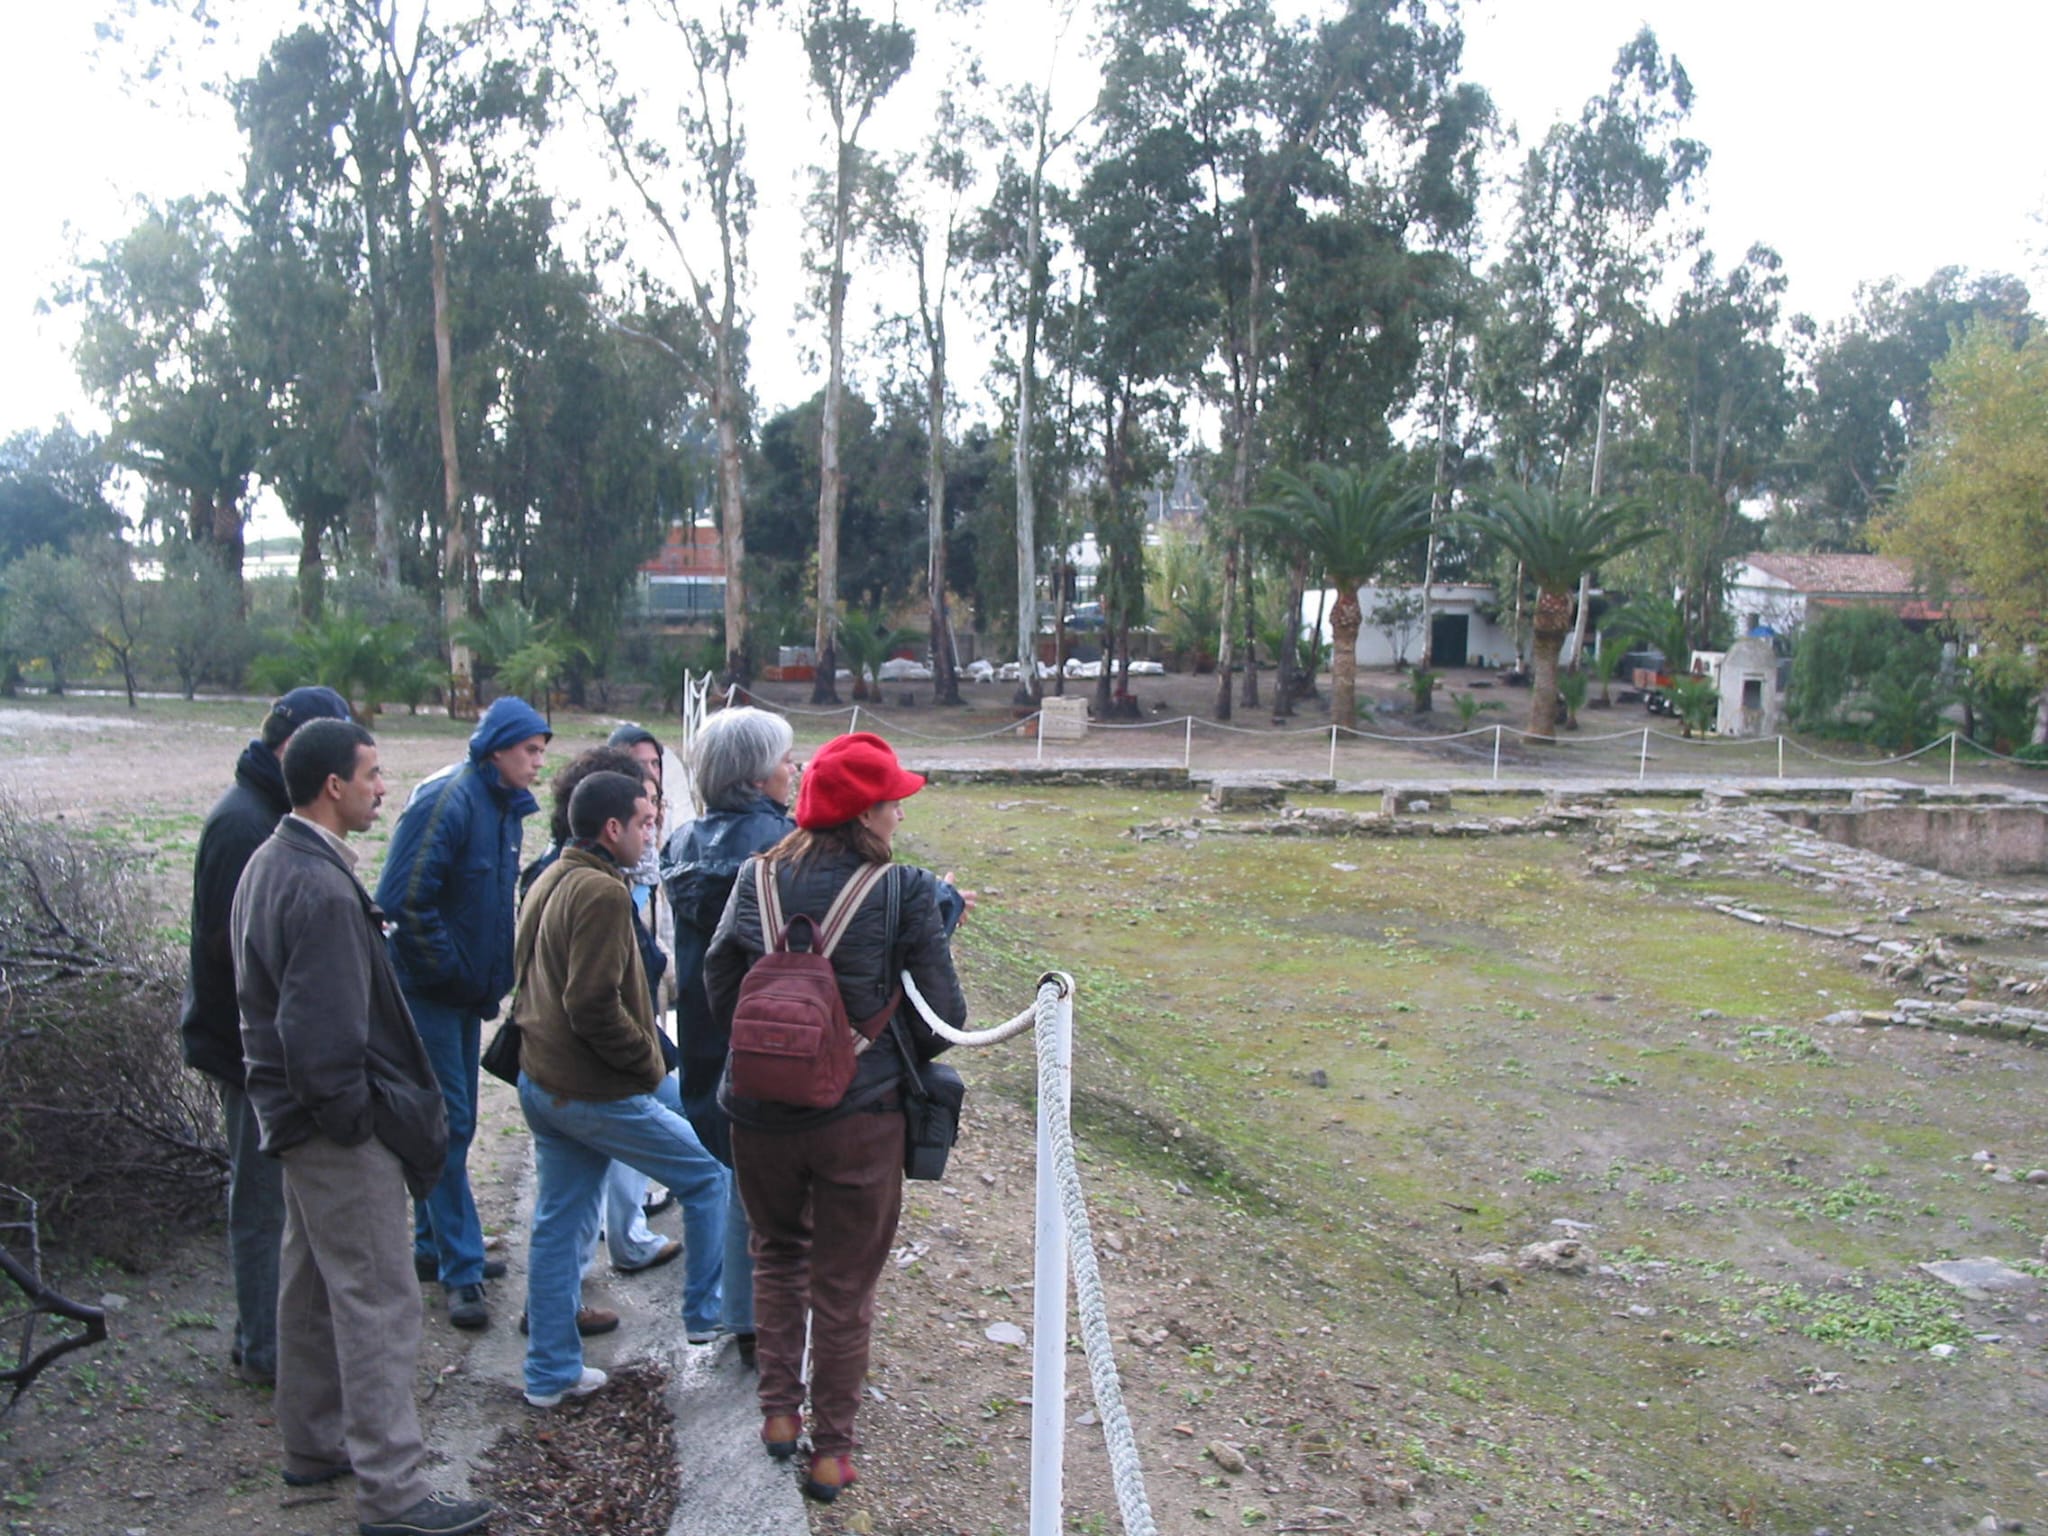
[232,817,449,1198]
[514,846,666,1102]
[705,847,966,1132]
[661,792,796,1158]
[375,697,548,1014]
[180,741,291,1086]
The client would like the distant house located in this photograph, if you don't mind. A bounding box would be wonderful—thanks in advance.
[640,521,725,622]
[1350,583,1517,669]
[1725,553,1944,637]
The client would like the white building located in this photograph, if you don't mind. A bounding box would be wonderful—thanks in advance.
[1725,553,1937,638]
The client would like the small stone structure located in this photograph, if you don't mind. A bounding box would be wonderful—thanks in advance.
[1780,802,2048,878]
[1038,696,1090,741]
[1381,788,1446,815]
[1715,636,1781,738]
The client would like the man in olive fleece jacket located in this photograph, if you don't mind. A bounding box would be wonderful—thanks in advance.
[513,771,727,1407]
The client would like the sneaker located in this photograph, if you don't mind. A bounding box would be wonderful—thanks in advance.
[685,1325,723,1346]
[447,1283,490,1330]
[614,1237,682,1275]
[641,1187,674,1218]
[523,1366,608,1409]
[358,1491,492,1535]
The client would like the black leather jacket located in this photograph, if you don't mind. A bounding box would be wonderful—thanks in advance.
[705,848,966,1131]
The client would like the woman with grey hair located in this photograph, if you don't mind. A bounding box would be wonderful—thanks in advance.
[660,706,799,1363]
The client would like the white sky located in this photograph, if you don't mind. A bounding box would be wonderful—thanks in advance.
[3,0,2044,484]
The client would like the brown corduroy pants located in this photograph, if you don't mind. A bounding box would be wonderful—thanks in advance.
[733,1110,905,1457]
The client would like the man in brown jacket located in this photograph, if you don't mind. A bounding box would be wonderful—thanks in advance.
[513,771,728,1407]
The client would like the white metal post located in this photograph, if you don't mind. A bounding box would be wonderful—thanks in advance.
[1029,979,1073,1536]
[1491,724,1501,781]
[850,704,861,736]
[1949,731,1957,786]
[1778,735,1784,779]
[1638,727,1649,783]
[1036,713,1045,764]
[1328,724,1337,781]
[1184,715,1193,770]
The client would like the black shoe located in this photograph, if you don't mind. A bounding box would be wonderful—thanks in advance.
[735,1332,757,1370]
[416,1256,507,1283]
[283,1461,352,1487]
[358,1492,492,1536]
[447,1284,490,1330]
[641,1189,675,1218]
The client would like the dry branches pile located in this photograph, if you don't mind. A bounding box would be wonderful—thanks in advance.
[0,789,225,1230]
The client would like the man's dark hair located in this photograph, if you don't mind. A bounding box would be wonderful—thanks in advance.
[283,720,376,808]
[259,710,298,752]
[568,771,647,840]
[547,747,642,845]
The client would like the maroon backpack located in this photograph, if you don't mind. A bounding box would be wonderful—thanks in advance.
[727,861,898,1108]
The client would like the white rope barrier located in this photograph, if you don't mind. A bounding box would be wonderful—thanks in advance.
[901,970,1157,1536]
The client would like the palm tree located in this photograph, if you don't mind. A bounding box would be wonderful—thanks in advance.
[1459,487,1660,741]
[1245,462,1430,729]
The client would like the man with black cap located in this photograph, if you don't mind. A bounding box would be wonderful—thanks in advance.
[181,684,353,1386]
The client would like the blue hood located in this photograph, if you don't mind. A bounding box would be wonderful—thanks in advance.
[468,696,551,762]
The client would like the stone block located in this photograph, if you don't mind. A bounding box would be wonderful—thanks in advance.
[1038,696,1089,741]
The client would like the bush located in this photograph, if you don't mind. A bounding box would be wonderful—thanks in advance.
[2014,743,2048,769]
[0,791,224,1234]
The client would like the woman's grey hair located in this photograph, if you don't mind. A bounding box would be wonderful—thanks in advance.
[691,706,796,811]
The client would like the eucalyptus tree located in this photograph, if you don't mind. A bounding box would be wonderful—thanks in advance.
[1092,0,1485,720]
[1458,486,1659,740]
[1779,267,2032,552]
[1244,461,1430,728]
[800,0,915,705]
[872,83,990,706]
[70,199,266,607]
[1480,27,1705,667]
[562,0,772,684]
[1623,244,1792,648]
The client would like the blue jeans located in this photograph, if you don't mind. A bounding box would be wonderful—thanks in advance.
[599,1162,665,1270]
[407,997,485,1289]
[518,1073,727,1397]
[222,1082,283,1378]
[721,1171,753,1333]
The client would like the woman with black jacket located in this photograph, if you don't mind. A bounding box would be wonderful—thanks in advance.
[703,731,969,1503]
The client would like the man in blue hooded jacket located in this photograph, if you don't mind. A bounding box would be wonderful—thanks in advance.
[377,695,550,1329]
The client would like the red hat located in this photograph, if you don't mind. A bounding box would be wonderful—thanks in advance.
[796,732,926,829]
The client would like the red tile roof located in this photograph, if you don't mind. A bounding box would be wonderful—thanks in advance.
[1740,552,1918,596]
[642,522,725,578]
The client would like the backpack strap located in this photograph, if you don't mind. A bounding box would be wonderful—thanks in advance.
[814,863,889,957]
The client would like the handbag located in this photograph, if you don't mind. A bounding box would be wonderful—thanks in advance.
[481,1018,523,1086]
[887,979,964,1182]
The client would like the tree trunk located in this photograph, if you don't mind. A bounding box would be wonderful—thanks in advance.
[1011,103,1050,709]
[812,144,853,707]
[1331,588,1362,728]
[1213,532,1238,720]
[1240,556,1259,709]
[925,328,959,706]
[211,485,247,616]
[296,513,324,622]
[1527,586,1573,740]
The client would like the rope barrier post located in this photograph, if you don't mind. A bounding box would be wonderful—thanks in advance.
[1491,723,1501,781]
[1183,715,1192,771]
[1949,731,1957,787]
[1035,710,1045,765]
[1030,976,1074,1536]
[1777,734,1784,780]
[1328,724,1337,782]
[850,703,860,736]
[1639,726,1649,784]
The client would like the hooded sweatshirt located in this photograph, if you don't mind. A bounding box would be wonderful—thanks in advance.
[376,696,551,1014]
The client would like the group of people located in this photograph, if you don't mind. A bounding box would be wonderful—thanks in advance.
[183,689,969,1536]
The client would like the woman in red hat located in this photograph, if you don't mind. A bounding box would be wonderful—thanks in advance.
[703,731,970,1502]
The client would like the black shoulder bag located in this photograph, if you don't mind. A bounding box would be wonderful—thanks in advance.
[884,867,967,1180]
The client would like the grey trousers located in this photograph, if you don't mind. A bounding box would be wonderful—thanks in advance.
[278,1134,433,1522]
[221,1083,283,1380]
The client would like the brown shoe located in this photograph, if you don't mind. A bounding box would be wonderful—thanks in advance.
[517,1306,620,1337]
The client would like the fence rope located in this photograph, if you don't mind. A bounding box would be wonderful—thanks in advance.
[902,971,1158,1536]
